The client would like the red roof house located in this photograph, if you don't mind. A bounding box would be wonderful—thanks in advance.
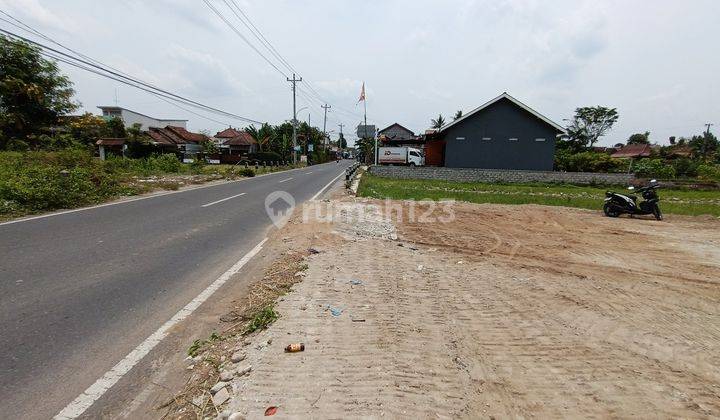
[611,144,653,159]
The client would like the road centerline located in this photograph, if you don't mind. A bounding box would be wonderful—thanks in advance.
[278,177,293,183]
[201,192,246,208]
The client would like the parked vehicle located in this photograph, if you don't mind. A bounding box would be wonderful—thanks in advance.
[378,147,424,166]
[603,180,662,220]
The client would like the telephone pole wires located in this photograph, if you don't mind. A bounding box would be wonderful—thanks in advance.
[705,123,714,135]
[287,73,302,164]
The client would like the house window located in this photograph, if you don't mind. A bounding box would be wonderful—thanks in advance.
[509,137,518,141]
[482,137,491,141]
[535,138,546,142]
[456,137,466,141]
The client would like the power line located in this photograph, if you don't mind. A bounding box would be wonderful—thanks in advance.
[0,26,262,124]
[202,0,288,78]
[219,0,328,105]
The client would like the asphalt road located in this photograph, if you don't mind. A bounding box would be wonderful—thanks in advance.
[0,161,352,419]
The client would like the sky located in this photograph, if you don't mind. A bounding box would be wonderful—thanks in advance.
[1,0,718,146]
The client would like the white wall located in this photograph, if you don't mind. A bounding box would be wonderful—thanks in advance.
[117,109,187,130]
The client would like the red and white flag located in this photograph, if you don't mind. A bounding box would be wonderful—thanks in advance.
[357,82,366,103]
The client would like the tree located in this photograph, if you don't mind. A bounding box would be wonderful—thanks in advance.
[246,123,274,152]
[453,110,463,121]
[689,131,719,161]
[338,132,347,149]
[627,131,650,145]
[564,106,619,149]
[0,35,78,147]
[431,114,446,129]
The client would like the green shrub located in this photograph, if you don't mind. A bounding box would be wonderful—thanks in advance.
[671,158,699,178]
[633,158,676,179]
[697,164,720,181]
[554,150,625,173]
[148,154,181,173]
[238,167,255,177]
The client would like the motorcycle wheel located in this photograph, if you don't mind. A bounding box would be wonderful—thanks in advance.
[603,202,620,218]
[653,205,663,221]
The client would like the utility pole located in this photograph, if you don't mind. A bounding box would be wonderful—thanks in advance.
[287,73,302,164]
[338,123,344,149]
[705,123,714,135]
[321,104,331,144]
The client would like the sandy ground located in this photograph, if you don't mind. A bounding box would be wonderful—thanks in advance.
[222,198,720,419]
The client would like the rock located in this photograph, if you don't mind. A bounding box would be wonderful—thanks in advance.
[231,351,246,363]
[267,338,273,345]
[187,364,194,370]
[237,364,252,377]
[219,370,234,381]
[210,381,228,395]
[228,413,245,420]
[212,387,230,406]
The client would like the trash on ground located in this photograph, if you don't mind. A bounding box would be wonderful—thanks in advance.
[351,318,366,322]
[264,406,278,416]
[349,279,363,286]
[285,343,305,353]
[328,306,343,317]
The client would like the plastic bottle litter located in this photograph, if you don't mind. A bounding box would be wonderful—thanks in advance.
[284,343,305,353]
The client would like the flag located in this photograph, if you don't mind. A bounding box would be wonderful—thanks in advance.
[357,82,365,103]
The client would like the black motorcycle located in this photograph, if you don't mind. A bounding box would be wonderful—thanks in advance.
[603,180,663,221]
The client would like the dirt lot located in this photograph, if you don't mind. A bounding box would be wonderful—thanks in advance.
[223,198,720,419]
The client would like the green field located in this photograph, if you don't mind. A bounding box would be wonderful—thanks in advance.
[357,174,720,217]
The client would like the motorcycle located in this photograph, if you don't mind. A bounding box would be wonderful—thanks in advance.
[603,179,663,221]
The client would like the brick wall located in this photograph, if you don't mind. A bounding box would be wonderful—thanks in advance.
[368,166,634,185]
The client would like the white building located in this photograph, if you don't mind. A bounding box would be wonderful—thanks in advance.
[97,106,188,130]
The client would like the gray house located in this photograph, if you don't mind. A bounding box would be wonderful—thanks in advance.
[436,93,565,171]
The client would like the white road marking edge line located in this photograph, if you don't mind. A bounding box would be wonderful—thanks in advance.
[310,171,346,201]
[53,237,269,419]
[0,162,338,227]
[201,192,246,208]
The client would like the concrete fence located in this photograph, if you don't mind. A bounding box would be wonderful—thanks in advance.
[368,166,635,185]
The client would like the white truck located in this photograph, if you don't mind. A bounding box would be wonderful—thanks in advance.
[378,147,425,166]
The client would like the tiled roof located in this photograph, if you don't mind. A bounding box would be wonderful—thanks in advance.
[611,143,653,158]
[96,138,126,146]
[147,126,208,145]
[223,131,257,146]
[165,126,208,143]
[215,128,244,138]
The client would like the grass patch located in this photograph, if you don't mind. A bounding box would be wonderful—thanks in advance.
[244,306,279,334]
[357,174,720,217]
[187,332,223,357]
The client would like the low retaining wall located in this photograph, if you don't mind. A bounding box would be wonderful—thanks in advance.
[368,166,634,185]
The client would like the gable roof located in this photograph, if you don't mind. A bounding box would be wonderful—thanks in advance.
[215,127,244,138]
[223,130,257,146]
[611,143,653,158]
[147,126,208,145]
[438,92,566,134]
[378,123,415,137]
[165,126,208,143]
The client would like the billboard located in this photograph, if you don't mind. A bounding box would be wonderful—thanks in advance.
[356,124,376,139]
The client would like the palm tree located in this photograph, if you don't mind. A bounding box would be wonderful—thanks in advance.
[246,123,274,152]
[431,114,446,129]
[453,110,463,121]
